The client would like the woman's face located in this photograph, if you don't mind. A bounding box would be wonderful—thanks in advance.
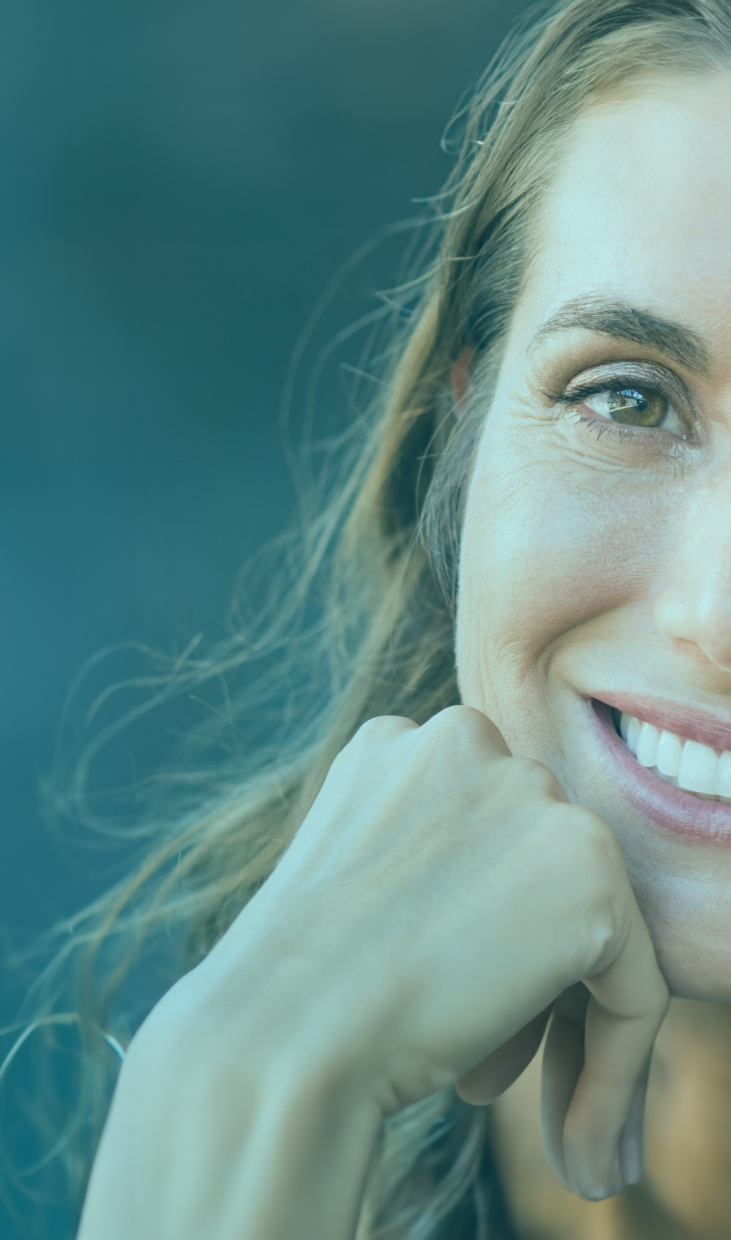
[456,70,731,1001]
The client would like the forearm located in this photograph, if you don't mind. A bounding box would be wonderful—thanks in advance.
[224,1068,382,1240]
[77,1025,383,1240]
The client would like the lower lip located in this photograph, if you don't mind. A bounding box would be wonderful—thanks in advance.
[589,699,731,843]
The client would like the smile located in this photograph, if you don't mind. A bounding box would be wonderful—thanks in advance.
[589,698,731,842]
[617,711,731,803]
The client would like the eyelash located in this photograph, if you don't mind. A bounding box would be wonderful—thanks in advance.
[548,377,690,445]
[574,411,632,444]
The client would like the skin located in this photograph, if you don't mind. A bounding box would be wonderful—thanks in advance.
[458,71,731,1238]
[77,71,731,1240]
[457,69,731,1001]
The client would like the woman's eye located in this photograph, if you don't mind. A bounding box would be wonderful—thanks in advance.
[583,386,687,435]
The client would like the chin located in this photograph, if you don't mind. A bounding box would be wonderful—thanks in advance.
[635,880,731,1002]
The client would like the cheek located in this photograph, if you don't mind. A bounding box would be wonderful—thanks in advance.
[455,434,666,721]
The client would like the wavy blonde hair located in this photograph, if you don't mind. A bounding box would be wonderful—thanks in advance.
[7,1,731,1236]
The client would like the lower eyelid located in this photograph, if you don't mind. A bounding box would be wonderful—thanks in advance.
[572,406,692,446]
[573,411,652,446]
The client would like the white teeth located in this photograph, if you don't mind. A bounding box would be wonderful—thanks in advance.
[656,729,683,777]
[618,711,731,801]
[719,752,731,798]
[636,722,660,768]
[626,716,641,754]
[677,740,718,795]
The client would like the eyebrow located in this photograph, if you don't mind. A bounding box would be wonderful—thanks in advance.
[530,295,711,377]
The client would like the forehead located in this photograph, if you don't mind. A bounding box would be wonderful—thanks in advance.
[521,72,731,373]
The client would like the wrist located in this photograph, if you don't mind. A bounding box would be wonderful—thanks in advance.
[81,973,384,1240]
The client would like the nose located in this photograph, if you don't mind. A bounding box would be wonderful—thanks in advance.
[654,483,731,671]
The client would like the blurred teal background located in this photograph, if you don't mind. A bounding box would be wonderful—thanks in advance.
[0,1,528,1233]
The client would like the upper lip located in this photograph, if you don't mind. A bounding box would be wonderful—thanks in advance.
[596,691,731,753]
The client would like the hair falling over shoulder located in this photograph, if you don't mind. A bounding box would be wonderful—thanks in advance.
[5,1,731,1236]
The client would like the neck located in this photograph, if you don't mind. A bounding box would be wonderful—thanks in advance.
[490,999,731,1240]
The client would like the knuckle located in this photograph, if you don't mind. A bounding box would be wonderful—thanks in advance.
[541,802,626,911]
[510,756,565,800]
[426,705,509,754]
[561,808,628,945]
[420,708,503,775]
[350,714,416,748]
[429,704,481,734]
[582,814,625,879]
[587,832,626,897]
[560,803,620,862]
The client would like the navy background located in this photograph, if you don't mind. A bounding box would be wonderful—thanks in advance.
[0,1,531,1233]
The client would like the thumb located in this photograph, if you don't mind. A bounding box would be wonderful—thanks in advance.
[456,1006,553,1105]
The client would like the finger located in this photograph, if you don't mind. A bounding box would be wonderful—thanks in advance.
[418,705,514,760]
[456,1006,552,1105]
[349,715,420,746]
[617,1060,651,1187]
[540,984,589,1188]
[543,900,669,1200]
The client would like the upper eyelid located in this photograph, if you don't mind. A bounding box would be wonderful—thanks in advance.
[548,358,692,402]
[557,379,670,404]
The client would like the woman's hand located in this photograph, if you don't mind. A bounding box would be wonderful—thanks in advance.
[78,707,668,1239]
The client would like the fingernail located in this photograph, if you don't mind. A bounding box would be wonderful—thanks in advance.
[585,1185,611,1202]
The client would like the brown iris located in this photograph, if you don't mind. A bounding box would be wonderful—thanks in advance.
[606,387,666,426]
